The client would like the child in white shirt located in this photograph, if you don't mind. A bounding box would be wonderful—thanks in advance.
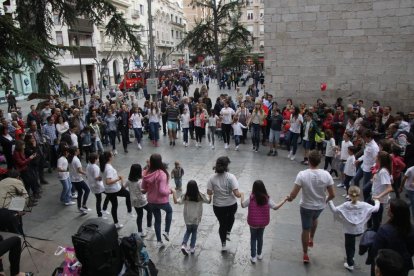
[232,117,247,151]
[342,146,357,198]
[324,129,338,178]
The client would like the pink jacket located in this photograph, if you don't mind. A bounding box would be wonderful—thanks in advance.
[142,169,171,204]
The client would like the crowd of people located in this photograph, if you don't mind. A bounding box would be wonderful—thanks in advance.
[0,69,413,275]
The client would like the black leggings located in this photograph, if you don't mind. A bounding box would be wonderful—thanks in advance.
[72,180,90,209]
[103,188,132,224]
[0,236,21,275]
[324,156,338,177]
[94,192,105,217]
[213,203,238,244]
[195,126,204,143]
[222,123,232,144]
[134,205,153,232]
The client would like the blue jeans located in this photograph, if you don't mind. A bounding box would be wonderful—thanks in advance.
[287,131,299,155]
[182,224,198,248]
[234,135,241,146]
[174,178,182,189]
[250,227,265,257]
[149,202,173,242]
[251,123,261,149]
[149,122,159,141]
[94,140,104,153]
[133,128,142,143]
[60,178,72,203]
[182,128,189,143]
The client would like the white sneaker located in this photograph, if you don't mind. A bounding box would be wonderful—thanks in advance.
[185,142,188,147]
[221,243,227,252]
[287,151,292,158]
[115,223,124,229]
[146,226,153,231]
[189,247,195,254]
[71,193,78,199]
[235,146,239,151]
[342,193,347,197]
[183,141,186,145]
[127,212,136,218]
[138,232,147,237]
[225,143,228,149]
[212,145,215,149]
[344,262,354,271]
[181,245,189,256]
[209,142,212,146]
[99,216,108,220]
[156,241,165,249]
[196,142,199,147]
[80,207,91,212]
[137,144,142,150]
[64,201,76,206]
[290,155,296,161]
[332,176,340,180]
[102,210,110,215]
[257,254,263,260]
[337,183,345,187]
[113,149,118,155]
[250,256,257,263]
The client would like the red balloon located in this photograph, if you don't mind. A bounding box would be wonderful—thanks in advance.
[320,83,327,91]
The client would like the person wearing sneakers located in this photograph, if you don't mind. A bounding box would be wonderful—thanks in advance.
[179,108,190,147]
[86,153,105,218]
[328,186,379,271]
[57,145,75,206]
[286,150,335,263]
[220,100,235,149]
[172,180,211,256]
[207,109,219,149]
[286,106,303,161]
[68,147,91,214]
[166,99,180,146]
[267,106,283,156]
[124,164,152,237]
[301,112,319,164]
[141,154,173,248]
[207,156,241,252]
[231,116,247,151]
[129,106,144,150]
[337,131,353,188]
[248,101,266,153]
[241,180,287,264]
[100,151,133,229]
[342,146,358,198]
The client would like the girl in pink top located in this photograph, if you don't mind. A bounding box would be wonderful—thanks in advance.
[142,154,172,248]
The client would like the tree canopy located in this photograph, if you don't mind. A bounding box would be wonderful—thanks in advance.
[0,0,142,93]
[179,0,251,77]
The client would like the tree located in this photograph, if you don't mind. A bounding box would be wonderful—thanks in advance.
[0,0,142,94]
[221,46,250,70]
[179,0,251,79]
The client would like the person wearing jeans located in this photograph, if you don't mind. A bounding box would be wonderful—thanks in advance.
[248,102,265,152]
[68,147,90,213]
[86,153,105,218]
[104,109,118,155]
[220,101,235,149]
[142,154,172,248]
[207,156,241,251]
[286,106,303,161]
[57,146,74,206]
[148,103,161,146]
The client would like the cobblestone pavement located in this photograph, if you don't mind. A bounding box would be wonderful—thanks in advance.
[9,81,371,275]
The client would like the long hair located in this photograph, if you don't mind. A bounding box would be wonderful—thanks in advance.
[388,198,412,236]
[99,151,112,172]
[214,156,230,174]
[184,180,200,202]
[128,164,142,182]
[377,151,392,175]
[67,146,77,163]
[252,180,269,206]
[148,153,169,180]
[292,106,300,119]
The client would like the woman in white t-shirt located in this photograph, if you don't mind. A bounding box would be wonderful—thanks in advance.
[220,101,235,149]
[129,106,144,150]
[68,147,91,214]
[99,151,133,229]
[370,151,393,231]
[57,146,75,206]
[286,106,303,161]
[207,157,241,251]
[86,153,105,218]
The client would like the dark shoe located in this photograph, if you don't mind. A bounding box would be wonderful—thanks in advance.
[173,141,175,146]
[267,151,272,156]
[170,141,173,146]
[124,149,128,153]
[40,180,49,185]
[272,151,278,156]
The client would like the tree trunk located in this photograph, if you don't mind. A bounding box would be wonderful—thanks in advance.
[212,0,221,82]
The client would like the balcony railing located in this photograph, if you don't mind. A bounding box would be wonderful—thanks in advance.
[72,46,97,58]
[131,10,140,19]
[69,18,94,33]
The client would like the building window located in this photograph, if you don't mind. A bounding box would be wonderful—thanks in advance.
[171,30,174,38]
[53,14,60,25]
[180,32,183,39]
[171,14,173,21]
[247,12,253,20]
[260,25,264,34]
[56,31,63,45]
[140,4,144,15]
[179,18,182,25]
[260,9,264,20]
[176,30,179,39]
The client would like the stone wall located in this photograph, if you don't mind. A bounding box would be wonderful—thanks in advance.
[264,0,414,112]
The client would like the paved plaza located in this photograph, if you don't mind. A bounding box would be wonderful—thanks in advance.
[4,82,373,275]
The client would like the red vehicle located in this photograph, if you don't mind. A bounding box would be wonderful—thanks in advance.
[118,70,149,91]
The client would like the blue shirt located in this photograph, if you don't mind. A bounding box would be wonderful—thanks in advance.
[43,123,57,145]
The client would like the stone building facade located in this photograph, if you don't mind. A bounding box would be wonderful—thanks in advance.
[264,0,414,112]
